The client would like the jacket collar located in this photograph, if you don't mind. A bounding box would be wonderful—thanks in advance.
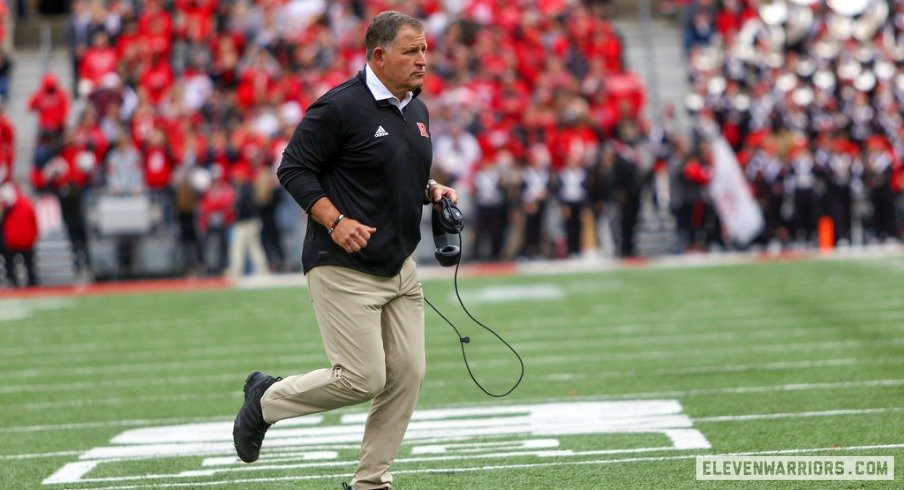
[358,67,421,109]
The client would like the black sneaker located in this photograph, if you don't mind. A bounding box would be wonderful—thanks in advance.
[233,371,280,463]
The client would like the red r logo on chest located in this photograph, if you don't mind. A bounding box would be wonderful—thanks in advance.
[417,122,429,138]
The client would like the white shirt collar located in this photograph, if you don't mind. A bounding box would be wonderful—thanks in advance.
[365,64,413,111]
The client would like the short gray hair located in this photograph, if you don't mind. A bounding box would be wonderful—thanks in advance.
[365,11,424,61]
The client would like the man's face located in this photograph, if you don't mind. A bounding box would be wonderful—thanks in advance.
[373,25,427,98]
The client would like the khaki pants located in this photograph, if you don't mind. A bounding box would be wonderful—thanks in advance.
[261,258,425,490]
[227,219,269,278]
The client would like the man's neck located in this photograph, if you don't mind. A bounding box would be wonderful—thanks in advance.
[366,63,407,101]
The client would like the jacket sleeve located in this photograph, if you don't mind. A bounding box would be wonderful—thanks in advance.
[277,98,343,212]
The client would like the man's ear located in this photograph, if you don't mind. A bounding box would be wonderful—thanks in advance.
[372,46,385,64]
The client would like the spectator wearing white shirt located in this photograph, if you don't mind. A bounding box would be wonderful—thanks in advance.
[433,120,481,187]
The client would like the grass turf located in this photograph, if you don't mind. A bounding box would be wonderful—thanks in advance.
[1,253,902,489]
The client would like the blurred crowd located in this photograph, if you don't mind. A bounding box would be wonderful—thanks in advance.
[7,0,648,287]
[2,0,903,288]
[676,0,903,249]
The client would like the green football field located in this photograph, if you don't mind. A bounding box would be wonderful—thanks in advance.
[2,252,903,489]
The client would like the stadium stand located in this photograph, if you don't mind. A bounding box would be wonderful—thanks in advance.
[0,0,902,288]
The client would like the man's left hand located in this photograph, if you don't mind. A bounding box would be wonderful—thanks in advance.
[428,182,458,205]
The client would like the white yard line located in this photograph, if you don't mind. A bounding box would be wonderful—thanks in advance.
[537,357,900,382]
[0,416,233,434]
[0,373,242,395]
[566,379,904,401]
[436,378,904,408]
[0,338,897,409]
[3,318,901,368]
[5,334,900,383]
[0,352,324,380]
[53,443,904,489]
[502,325,894,353]
[694,407,904,423]
[3,356,896,432]
[5,341,904,411]
[10,393,233,411]
[0,451,82,460]
[7,355,895,396]
[8,407,903,462]
[0,341,324,364]
[518,309,904,334]
[429,338,904,371]
[6,305,896,361]
[7,394,904,440]
[0,310,266,334]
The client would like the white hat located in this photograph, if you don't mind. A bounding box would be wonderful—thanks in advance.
[0,183,17,207]
[828,0,870,17]
[101,72,121,89]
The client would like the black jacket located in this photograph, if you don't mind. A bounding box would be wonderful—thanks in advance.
[278,71,432,277]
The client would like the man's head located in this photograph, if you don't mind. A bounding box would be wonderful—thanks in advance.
[366,11,427,99]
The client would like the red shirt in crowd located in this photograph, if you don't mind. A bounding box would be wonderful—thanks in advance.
[684,159,712,186]
[549,124,598,170]
[71,123,109,165]
[79,45,119,88]
[141,18,174,59]
[27,75,70,132]
[138,57,175,105]
[1,187,39,252]
[0,113,13,182]
[31,143,93,191]
[235,67,273,111]
[199,178,236,232]
[138,0,173,38]
[175,0,217,43]
[143,144,174,190]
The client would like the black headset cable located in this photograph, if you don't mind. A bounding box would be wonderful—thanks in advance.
[424,232,524,397]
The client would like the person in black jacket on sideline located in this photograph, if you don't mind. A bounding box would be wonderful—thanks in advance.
[232,11,457,490]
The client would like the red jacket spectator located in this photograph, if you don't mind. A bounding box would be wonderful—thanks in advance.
[175,0,217,43]
[235,63,274,111]
[71,110,109,164]
[588,22,623,73]
[79,32,119,92]
[1,185,39,252]
[476,115,523,163]
[142,130,174,189]
[606,72,646,118]
[58,142,97,188]
[549,122,598,170]
[199,172,236,232]
[138,0,173,38]
[27,74,70,133]
[138,54,174,105]
[684,158,712,186]
[130,102,160,146]
[31,140,94,192]
[141,15,174,59]
[0,1,7,46]
[232,123,268,171]
[0,109,13,183]
[116,20,144,60]
[714,1,756,45]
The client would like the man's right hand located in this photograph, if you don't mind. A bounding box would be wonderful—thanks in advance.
[331,218,377,253]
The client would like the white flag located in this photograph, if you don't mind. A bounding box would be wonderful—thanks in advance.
[708,137,764,245]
